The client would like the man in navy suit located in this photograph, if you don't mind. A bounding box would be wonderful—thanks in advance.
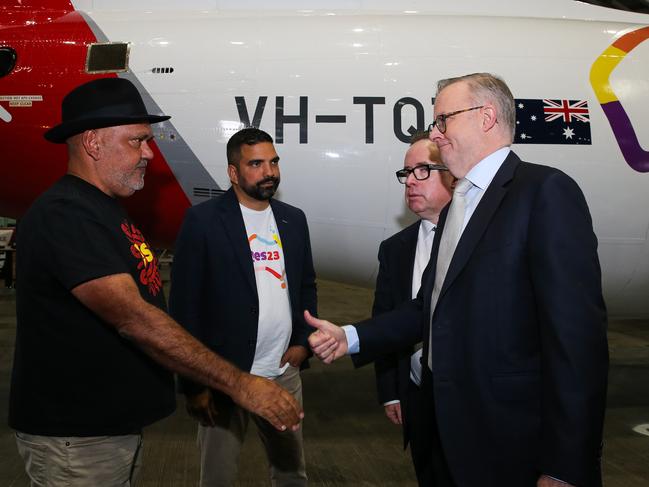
[373,131,453,486]
[170,128,317,487]
[307,73,608,487]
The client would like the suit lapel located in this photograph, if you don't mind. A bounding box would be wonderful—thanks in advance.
[440,152,520,296]
[271,200,297,309]
[398,221,420,300]
[218,189,257,295]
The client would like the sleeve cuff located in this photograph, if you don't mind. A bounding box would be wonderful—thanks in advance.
[343,325,360,354]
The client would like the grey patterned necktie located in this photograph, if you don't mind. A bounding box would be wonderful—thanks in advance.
[428,178,472,369]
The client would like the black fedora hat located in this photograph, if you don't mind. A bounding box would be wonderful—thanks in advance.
[44,77,171,143]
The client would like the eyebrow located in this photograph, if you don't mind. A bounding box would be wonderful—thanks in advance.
[403,162,433,168]
[248,156,280,164]
[132,133,154,141]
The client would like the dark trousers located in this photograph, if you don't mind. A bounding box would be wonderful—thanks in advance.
[407,380,432,487]
[419,368,457,487]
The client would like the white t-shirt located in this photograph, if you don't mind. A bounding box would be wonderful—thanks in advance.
[240,204,292,378]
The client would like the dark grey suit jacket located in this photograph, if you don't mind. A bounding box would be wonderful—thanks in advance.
[372,220,420,448]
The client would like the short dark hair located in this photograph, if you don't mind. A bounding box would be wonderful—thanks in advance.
[406,130,443,165]
[409,130,430,145]
[227,127,273,167]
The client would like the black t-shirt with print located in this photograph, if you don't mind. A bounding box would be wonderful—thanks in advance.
[9,175,176,436]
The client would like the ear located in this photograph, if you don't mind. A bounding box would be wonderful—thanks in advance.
[227,163,239,186]
[442,170,456,190]
[481,104,498,132]
[81,129,101,160]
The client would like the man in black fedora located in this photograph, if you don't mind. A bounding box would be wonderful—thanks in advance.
[8,77,303,487]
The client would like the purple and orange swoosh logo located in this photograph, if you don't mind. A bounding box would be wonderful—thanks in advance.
[590,26,649,173]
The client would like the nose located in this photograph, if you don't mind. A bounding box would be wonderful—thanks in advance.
[429,123,443,141]
[405,171,417,186]
[140,139,154,160]
[263,161,278,177]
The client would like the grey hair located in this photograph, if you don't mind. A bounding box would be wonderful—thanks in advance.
[437,73,515,142]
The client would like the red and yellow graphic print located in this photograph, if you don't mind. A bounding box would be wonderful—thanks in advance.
[121,221,162,296]
[249,232,287,289]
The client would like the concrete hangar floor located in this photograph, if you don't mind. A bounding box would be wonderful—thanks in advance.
[1,274,648,486]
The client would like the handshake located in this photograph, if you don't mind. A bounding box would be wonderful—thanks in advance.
[304,310,349,364]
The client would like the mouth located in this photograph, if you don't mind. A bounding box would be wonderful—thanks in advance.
[258,178,277,187]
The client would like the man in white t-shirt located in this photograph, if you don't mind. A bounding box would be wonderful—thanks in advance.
[170,128,317,487]
[373,131,453,486]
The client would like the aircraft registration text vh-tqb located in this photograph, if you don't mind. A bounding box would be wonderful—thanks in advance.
[1,0,648,316]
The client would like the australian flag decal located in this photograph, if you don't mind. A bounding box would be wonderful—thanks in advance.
[514,99,591,145]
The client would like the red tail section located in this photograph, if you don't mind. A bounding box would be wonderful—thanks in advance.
[0,1,190,247]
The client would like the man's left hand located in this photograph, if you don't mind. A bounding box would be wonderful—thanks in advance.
[537,475,575,487]
[280,345,309,368]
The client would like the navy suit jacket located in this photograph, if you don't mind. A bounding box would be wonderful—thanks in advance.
[352,152,608,487]
[372,220,420,448]
[169,188,317,397]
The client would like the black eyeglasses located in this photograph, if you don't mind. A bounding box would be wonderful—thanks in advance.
[427,105,483,134]
[396,164,448,184]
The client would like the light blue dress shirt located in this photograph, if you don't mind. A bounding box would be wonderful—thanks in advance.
[343,146,511,355]
[460,146,510,233]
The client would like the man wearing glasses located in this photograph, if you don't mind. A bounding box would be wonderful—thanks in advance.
[373,131,453,486]
[307,73,607,487]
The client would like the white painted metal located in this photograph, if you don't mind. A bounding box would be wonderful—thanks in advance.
[74,4,649,316]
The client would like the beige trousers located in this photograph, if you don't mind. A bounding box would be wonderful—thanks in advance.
[197,365,307,487]
[15,431,143,487]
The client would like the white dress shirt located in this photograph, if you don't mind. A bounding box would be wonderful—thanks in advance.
[412,219,436,298]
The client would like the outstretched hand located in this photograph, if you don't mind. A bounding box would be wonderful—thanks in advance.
[305,310,348,364]
[231,373,303,431]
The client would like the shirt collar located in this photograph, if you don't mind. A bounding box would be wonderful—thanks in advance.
[420,219,436,234]
[465,146,510,191]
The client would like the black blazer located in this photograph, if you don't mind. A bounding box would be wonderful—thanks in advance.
[169,188,317,396]
[352,152,608,487]
[372,220,420,448]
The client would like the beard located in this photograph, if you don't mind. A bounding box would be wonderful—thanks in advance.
[240,176,280,201]
[105,160,147,197]
[122,161,147,192]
